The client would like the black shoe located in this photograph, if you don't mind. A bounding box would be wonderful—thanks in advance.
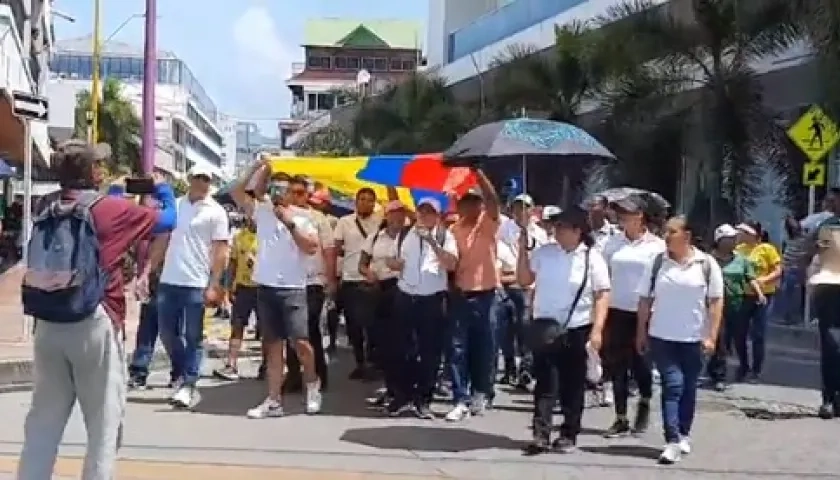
[349,366,366,380]
[365,389,391,409]
[127,374,149,390]
[524,437,550,456]
[633,400,651,434]
[819,402,835,419]
[735,367,749,383]
[499,370,515,385]
[385,398,415,417]
[282,377,303,394]
[414,402,435,420]
[603,418,631,438]
[551,437,577,453]
[747,372,760,383]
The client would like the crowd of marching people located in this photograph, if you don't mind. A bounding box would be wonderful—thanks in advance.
[13,141,840,479]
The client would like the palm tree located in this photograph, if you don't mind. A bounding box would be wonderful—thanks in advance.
[352,72,467,154]
[74,77,142,175]
[599,0,800,219]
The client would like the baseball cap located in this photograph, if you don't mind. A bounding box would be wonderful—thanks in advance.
[512,193,534,206]
[459,188,483,202]
[714,224,739,241]
[417,197,442,213]
[309,189,331,206]
[385,200,407,213]
[611,194,645,213]
[188,164,215,179]
[735,222,757,237]
[541,205,561,220]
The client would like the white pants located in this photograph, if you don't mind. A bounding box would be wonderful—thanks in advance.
[17,306,126,480]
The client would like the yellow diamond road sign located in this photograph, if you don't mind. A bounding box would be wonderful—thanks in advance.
[787,106,840,163]
[803,162,826,187]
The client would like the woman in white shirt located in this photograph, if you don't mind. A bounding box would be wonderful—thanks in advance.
[517,206,610,454]
[600,196,665,438]
[635,215,724,465]
[359,200,408,409]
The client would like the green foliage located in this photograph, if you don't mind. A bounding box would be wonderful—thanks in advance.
[172,177,189,196]
[74,77,142,176]
[295,124,360,157]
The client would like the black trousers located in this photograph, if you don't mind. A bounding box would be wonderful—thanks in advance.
[532,323,591,442]
[341,281,377,367]
[372,278,398,379]
[602,309,653,416]
[814,284,840,403]
[390,290,447,405]
[285,285,328,386]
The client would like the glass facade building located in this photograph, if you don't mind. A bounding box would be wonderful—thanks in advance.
[50,53,218,122]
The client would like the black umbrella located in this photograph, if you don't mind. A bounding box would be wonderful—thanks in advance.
[443,118,616,166]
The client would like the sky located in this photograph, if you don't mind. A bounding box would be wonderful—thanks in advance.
[54,0,427,134]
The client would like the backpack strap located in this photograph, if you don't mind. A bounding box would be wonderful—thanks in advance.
[559,247,590,331]
[648,252,665,297]
[396,226,412,256]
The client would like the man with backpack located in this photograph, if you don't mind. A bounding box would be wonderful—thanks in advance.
[18,141,176,480]
[383,197,458,418]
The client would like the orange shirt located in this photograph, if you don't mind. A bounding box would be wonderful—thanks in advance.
[451,213,500,291]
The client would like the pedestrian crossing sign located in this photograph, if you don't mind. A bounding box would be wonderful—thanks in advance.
[787,106,840,163]
[803,162,826,187]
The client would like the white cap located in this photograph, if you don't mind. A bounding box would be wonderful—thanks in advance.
[188,164,216,179]
[512,193,534,206]
[735,223,757,237]
[714,223,738,241]
[542,205,562,220]
[417,197,442,213]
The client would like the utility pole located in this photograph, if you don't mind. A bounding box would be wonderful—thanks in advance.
[141,0,157,174]
[90,0,101,143]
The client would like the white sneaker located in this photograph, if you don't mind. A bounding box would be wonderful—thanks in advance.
[658,443,682,464]
[170,385,199,409]
[469,393,487,416]
[678,437,691,455]
[247,397,284,419]
[445,403,471,422]
[305,381,322,415]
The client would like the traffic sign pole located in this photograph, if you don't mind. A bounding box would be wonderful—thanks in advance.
[21,118,32,340]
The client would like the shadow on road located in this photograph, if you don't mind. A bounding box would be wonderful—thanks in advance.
[340,425,523,453]
[579,444,661,460]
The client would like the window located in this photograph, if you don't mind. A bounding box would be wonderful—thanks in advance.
[334,56,348,69]
[307,93,317,111]
[402,60,416,71]
[361,58,375,70]
[186,131,223,167]
[347,57,360,69]
[78,56,92,77]
[187,104,223,146]
[389,58,403,71]
[307,56,330,69]
[318,93,335,110]
[373,58,387,71]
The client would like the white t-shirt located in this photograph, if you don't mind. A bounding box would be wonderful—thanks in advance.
[602,231,666,312]
[530,243,610,329]
[496,240,517,274]
[305,208,336,285]
[251,201,318,289]
[160,196,230,288]
[334,213,383,282]
[392,226,458,296]
[362,228,399,281]
[636,248,724,342]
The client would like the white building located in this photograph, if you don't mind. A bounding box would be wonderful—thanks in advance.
[46,36,230,181]
[0,0,53,171]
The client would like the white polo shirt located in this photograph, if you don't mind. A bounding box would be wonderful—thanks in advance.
[160,195,230,288]
[636,248,724,342]
[602,231,666,312]
[530,243,610,329]
[362,229,399,281]
[334,213,383,282]
[392,226,458,296]
[251,201,318,289]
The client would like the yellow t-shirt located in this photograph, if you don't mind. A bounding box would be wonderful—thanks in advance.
[735,242,781,295]
[231,228,258,288]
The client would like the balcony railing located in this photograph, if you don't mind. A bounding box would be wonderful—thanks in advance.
[447,0,586,63]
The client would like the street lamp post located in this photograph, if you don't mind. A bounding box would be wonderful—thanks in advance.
[89,0,101,143]
[141,0,157,175]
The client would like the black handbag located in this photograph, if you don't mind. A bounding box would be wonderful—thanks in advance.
[527,247,590,351]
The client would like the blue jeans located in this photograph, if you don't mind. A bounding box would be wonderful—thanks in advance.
[128,299,161,379]
[649,338,704,443]
[774,268,804,324]
[449,289,497,404]
[156,284,205,386]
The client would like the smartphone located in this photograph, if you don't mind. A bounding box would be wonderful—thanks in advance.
[125,177,155,195]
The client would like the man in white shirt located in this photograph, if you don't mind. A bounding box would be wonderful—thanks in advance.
[283,177,336,392]
[384,197,458,419]
[156,165,230,409]
[334,188,383,379]
[498,194,548,387]
[231,159,322,418]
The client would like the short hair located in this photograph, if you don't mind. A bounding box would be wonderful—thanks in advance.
[289,175,308,187]
[270,171,290,182]
[356,187,376,200]
[52,140,110,189]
